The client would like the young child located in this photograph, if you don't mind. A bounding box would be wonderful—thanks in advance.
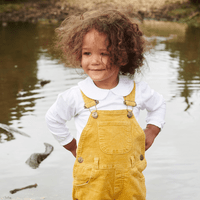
[46,9,166,200]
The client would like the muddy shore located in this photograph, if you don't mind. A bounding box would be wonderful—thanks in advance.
[0,0,200,26]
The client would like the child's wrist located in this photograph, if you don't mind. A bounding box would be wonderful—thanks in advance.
[63,138,77,153]
[146,124,160,137]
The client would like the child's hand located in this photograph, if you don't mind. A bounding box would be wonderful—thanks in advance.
[144,124,160,151]
[63,138,77,157]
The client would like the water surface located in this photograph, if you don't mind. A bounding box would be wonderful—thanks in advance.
[0,21,200,200]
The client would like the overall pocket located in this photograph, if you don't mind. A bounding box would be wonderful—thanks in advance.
[98,121,132,154]
[73,164,94,186]
[73,166,112,200]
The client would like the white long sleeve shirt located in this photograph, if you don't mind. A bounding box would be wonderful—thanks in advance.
[45,75,166,146]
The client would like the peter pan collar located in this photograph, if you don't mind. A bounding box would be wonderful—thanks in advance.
[78,75,134,100]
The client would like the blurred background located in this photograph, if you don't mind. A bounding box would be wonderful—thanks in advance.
[0,0,200,199]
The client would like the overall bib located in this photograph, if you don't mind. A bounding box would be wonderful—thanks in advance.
[72,83,147,200]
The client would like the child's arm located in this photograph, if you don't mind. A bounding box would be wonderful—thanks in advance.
[63,138,77,157]
[45,89,80,157]
[138,82,166,150]
[144,124,160,151]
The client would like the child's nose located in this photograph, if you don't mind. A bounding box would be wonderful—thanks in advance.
[91,54,101,64]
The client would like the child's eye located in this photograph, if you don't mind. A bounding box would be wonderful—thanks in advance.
[101,52,109,56]
[83,52,91,56]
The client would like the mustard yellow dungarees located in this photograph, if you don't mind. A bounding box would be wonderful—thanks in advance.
[73,83,147,200]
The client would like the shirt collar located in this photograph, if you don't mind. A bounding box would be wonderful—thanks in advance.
[78,75,134,100]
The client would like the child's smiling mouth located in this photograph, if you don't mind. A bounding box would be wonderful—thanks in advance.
[90,69,105,71]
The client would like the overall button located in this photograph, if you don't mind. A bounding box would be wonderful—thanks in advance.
[78,157,84,163]
[92,111,98,119]
[140,154,144,161]
[127,110,133,118]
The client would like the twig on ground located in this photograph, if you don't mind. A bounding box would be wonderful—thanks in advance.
[10,183,37,194]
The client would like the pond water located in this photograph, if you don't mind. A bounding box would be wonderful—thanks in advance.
[0,20,200,200]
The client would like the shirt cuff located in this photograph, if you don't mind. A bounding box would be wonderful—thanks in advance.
[146,120,165,130]
[58,134,74,146]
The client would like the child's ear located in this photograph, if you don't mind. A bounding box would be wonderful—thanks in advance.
[121,61,128,66]
[120,52,128,66]
[119,58,128,67]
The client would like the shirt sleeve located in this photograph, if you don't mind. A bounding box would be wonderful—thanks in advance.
[138,81,166,129]
[45,89,77,146]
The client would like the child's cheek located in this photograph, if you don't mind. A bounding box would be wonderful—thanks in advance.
[102,57,109,67]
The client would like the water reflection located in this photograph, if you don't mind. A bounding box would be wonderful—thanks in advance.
[165,26,200,110]
[0,23,38,125]
[0,129,14,143]
[0,22,57,142]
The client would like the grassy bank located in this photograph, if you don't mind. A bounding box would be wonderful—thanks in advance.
[0,0,200,26]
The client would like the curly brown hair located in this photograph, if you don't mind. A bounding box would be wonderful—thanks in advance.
[55,9,146,76]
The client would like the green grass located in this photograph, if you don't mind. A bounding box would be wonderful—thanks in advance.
[0,3,23,14]
[169,7,193,16]
[167,1,198,18]
[166,2,200,26]
[185,15,200,27]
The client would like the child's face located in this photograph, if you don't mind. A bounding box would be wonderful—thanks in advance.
[81,29,119,89]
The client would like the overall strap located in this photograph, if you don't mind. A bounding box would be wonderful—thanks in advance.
[123,81,137,107]
[80,90,99,109]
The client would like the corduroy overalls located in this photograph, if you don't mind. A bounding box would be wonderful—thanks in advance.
[72,83,147,200]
